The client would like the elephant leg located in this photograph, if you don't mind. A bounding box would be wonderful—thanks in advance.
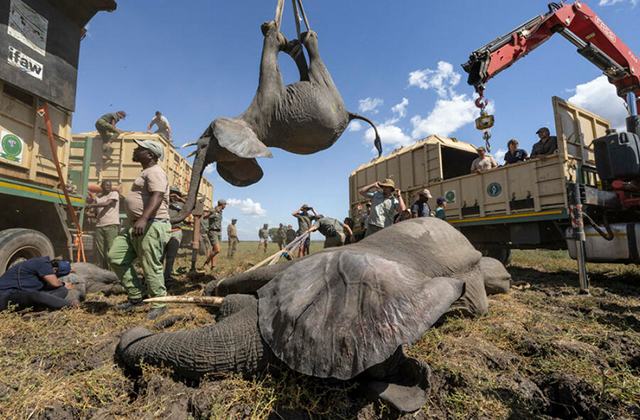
[255,21,287,104]
[299,31,332,87]
[283,39,309,82]
[215,294,257,321]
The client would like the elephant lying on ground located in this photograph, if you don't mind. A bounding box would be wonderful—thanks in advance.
[117,219,511,412]
[173,18,381,222]
[59,263,123,296]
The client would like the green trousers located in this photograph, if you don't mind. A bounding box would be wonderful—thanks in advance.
[108,221,171,308]
[95,120,120,150]
[95,225,118,269]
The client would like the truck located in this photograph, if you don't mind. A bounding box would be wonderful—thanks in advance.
[0,0,117,273]
[352,1,640,291]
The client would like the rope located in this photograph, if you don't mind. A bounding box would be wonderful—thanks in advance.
[38,101,86,262]
[291,0,311,42]
[275,0,285,31]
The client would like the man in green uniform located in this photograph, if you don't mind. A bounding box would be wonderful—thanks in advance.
[305,215,354,248]
[201,199,226,270]
[95,110,126,160]
[258,224,269,253]
[227,218,239,258]
[292,204,317,257]
[108,139,170,320]
[87,180,120,269]
[276,223,287,250]
[161,186,185,287]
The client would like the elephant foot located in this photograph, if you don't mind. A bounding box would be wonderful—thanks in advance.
[260,21,287,50]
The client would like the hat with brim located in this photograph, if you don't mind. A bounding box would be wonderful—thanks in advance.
[232,218,237,222]
[133,139,164,161]
[117,110,127,119]
[477,146,486,152]
[218,199,227,206]
[379,178,396,189]
[418,188,433,198]
[437,197,448,204]
[169,186,182,196]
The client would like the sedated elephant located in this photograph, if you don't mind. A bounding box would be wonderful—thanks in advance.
[116,218,511,412]
[173,17,381,223]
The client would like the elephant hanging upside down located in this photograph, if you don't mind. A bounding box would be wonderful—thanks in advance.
[173,19,381,223]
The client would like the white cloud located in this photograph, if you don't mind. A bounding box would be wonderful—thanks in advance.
[493,148,507,165]
[364,123,413,153]
[391,98,409,118]
[348,121,363,132]
[599,0,638,6]
[410,94,495,139]
[359,97,384,114]
[408,61,461,98]
[226,198,267,218]
[203,163,216,175]
[568,75,628,130]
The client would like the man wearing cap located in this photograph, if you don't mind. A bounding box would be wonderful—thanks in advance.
[470,146,498,174]
[411,188,433,218]
[109,139,171,320]
[147,111,172,143]
[95,110,126,160]
[358,179,407,237]
[530,127,558,160]
[276,223,287,250]
[227,218,239,259]
[435,197,448,220]
[258,223,270,253]
[292,204,318,257]
[87,180,120,269]
[0,257,81,311]
[285,224,296,245]
[305,215,354,248]
[161,186,185,287]
[201,199,226,270]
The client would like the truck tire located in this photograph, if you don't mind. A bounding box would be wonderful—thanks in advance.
[0,228,55,275]
[479,247,513,266]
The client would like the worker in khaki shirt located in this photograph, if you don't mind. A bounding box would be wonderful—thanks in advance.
[108,140,170,320]
[87,180,120,269]
[227,218,239,258]
[305,215,354,248]
[470,146,498,173]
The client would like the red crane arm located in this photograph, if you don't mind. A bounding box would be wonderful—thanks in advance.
[462,1,640,106]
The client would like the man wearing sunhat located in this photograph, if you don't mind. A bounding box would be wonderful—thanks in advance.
[161,186,185,287]
[95,110,126,160]
[201,199,227,270]
[530,127,558,160]
[109,139,171,320]
[227,218,240,259]
[358,178,406,237]
[470,146,498,173]
[411,188,433,218]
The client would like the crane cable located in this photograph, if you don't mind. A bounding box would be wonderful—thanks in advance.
[38,100,86,262]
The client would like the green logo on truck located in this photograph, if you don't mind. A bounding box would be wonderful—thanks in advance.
[487,182,502,197]
[445,190,456,203]
[1,132,23,163]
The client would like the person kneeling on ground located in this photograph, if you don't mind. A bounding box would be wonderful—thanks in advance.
[0,257,82,312]
[305,214,354,248]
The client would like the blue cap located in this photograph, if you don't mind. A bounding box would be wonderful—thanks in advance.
[437,197,448,205]
[56,261,71,277]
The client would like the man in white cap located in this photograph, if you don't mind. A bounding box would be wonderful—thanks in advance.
[411,188,433,218]
[358,178,406,237]
[201,199,226,270]
[109,139,171,320]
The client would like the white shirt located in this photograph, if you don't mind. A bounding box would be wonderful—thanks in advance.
[150,115,170,133]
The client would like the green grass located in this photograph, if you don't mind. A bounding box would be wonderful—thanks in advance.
[0,246,639,419]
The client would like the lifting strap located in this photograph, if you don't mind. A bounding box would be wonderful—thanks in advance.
[38,100,86,262]
[274,0,311,41]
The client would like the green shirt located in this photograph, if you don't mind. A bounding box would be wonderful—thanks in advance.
[315,217,345,237]
[98,112,120,125]
[435,207,446,220]
[208,208,223,231]
[294,213,313,235]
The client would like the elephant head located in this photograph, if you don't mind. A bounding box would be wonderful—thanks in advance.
[173,20,381,224]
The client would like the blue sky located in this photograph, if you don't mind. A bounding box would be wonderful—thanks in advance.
[73,0,639,240]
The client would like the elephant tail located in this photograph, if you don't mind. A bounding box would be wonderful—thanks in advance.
[349,113,382,157]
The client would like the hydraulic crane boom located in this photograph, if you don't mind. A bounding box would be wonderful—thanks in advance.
[462,1,640,109]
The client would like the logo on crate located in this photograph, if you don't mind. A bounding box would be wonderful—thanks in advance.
[8,45,43,80]
[0,131,24,163]
[445,190,456,203]
[487,182,502,197]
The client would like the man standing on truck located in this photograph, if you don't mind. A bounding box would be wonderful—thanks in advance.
[87,180,120,269]
[108,139,171,320]
[530,127,558,160]
[293,204,317,257]
[470,146,498,173]
[161,186,185,288]
[147,111,172,143]
[95,110,126,160]
[504,139,529,165]
[227,218,239,259]
[359,179,406,237]
[201,199,226,270]
[411,188,433,218]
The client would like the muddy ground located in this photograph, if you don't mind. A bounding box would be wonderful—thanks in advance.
[0,246,639,419]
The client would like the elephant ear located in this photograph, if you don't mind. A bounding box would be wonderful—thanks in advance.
[212,117,272,159]
[217,158,264,187]
[257,249,466,380]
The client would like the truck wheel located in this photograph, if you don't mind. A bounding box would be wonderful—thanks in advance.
[0,229,55,275]
[479,247,513,266]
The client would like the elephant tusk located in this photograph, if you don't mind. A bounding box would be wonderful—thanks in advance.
[179,142,198,149]
[144,296,225,306]
[186,150,197,158]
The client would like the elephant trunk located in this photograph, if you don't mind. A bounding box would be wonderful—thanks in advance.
[172,137,210,224]
[116,301,274,379]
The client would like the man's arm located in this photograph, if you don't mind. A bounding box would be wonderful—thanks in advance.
[41,274,66,289]
[110,118,122,132]
[395,189,407,212]
[132,192,164,236]
[308,206,318,217]
[146,120,154,133]
[167,125,172,140]
[491,158,498,168]
[359,182,380,198]
[88,198,117,209]
[470,161,478,174]
[292,207,303,217]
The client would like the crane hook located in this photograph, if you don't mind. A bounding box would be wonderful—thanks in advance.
[474,84,488,109]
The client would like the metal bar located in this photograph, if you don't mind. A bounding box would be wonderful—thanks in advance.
[627,92,638,116]
[567,182,589,293]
